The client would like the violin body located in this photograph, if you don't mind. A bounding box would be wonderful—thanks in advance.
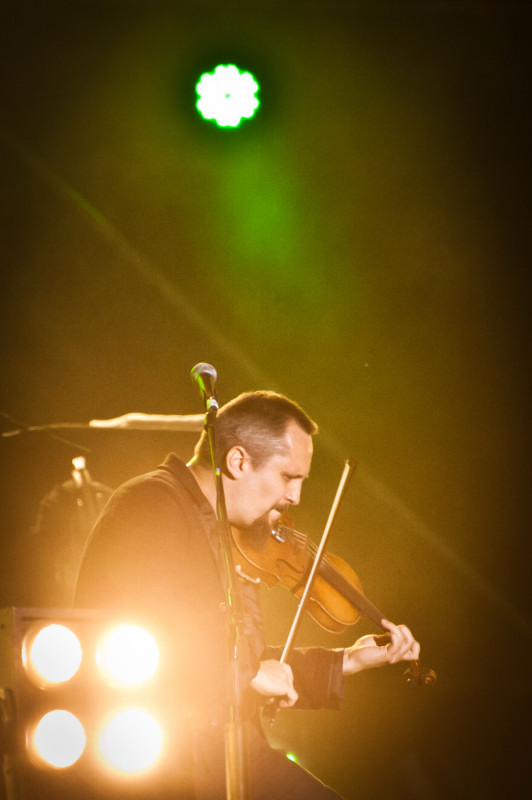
[232,522,364,633]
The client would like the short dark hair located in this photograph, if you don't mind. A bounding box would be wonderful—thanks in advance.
[194,390,318,468]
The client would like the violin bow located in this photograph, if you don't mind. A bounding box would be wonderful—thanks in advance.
[278,458,358,665]
[268,458,435,723]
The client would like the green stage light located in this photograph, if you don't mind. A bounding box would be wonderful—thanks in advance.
[196,64,260,127]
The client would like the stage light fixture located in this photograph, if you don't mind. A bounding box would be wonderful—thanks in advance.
[0,608,173,799]
[98,708,163,774]
[31,709,86,768]
[96,624,159,688]
[23,623,82,686]
[196,64,260,127]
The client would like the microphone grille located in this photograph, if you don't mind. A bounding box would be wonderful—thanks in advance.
[190,362,217,381]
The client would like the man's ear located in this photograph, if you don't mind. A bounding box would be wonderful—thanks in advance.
[225,445,251,480]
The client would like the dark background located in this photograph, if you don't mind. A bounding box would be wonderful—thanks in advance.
[1,1,530,797]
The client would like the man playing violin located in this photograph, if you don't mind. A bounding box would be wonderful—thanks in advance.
[75,390,419,799]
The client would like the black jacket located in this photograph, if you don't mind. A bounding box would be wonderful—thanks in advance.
[74,454,345,796]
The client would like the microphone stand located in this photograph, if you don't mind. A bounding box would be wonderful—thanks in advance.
[200,401,249,800]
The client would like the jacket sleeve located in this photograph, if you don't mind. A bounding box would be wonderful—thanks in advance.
[264,645,345,710]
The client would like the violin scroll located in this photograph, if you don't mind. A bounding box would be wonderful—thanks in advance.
[404,660,437,687]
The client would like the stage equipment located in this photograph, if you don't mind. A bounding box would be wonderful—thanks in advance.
[190,363,249,800]
[1,412,205,438]
[196,64,260,127]
[27,457,112,607]
[0,607,184,800]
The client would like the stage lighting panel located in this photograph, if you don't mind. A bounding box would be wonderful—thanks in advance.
[0,608,169,799]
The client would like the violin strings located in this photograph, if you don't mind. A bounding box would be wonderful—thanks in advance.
[276,525,335,569]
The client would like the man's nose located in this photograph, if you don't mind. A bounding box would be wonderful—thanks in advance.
[285,482,302,506]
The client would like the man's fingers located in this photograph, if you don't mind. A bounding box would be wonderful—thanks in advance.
[250,659,298,705]
[381,619,420,663]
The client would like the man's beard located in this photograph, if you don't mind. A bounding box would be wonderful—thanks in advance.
[239,506,291,550]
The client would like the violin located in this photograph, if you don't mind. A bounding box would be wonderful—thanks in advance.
[231,517,436,687]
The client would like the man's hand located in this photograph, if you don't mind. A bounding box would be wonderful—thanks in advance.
[342,618,420,676]
[250,659,298,707]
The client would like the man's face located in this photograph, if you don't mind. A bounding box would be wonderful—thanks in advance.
[226,420,313,530]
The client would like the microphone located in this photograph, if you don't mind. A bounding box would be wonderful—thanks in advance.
[190,363,219,410]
